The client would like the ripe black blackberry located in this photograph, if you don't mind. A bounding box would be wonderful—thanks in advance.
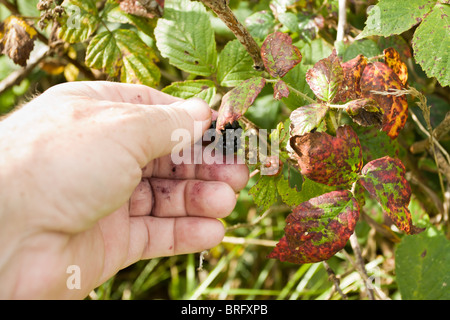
[207,120,242,155]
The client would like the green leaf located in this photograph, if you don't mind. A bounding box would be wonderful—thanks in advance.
[59,0,99,43]
[412,3,450,87]
[305,49,343,102]
[248,175,278,213]
[86,29,160,87]
[289,104,329,136]
[216,77,266,130]
[281,63,315,110]
[154,0,217,76]
[217,40,261,87]
[358,0,435,38]
[162,80,216,105]
[245,10,276,40]
[85,31,121,76]
[268,190,360,264]
[353,125,400,163]
[396,227,450,299]
[342,39,381,62]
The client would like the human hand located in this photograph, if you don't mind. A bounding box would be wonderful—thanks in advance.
[0,81,249,299]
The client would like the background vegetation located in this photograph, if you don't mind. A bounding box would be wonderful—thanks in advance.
[0,0,449,300]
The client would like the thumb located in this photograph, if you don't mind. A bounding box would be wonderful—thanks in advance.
[136,98,211,164]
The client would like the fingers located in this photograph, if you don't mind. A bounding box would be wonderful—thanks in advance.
[44,82,212,166]
[129,178,237,218]
[126,216,224,263]
[45,81,182,105]
[147,149,250,192]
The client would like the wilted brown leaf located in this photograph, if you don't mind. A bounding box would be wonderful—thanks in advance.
[0,16,37,67]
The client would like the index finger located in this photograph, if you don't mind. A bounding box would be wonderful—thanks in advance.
[44,81,182,105]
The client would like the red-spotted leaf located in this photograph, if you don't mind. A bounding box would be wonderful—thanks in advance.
[305,49,343,102]
[261,32,302,78]
[216,77,266,131]
[290,125,363,186]
[384,47,408,86]
[345,98,384,127]
[359,156,423,235]
[289,103,329,136]
[360,62,408,139]
[268,190,360,264]
[273,79,290,100]
[334,54,368,102]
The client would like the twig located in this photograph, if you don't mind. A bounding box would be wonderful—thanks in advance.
[410,112,450,154]
[322,261,348,300]
[349,233,375,300]
[336,0,347,43]
[0,45,48,94]
[342,249,390,300]
[197,0,264,71]
[225,204,289,232]
[222,236,278,247]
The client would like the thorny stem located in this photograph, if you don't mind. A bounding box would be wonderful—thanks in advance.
[197,0,264,71]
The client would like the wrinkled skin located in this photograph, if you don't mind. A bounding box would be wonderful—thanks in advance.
[0,82,249,299]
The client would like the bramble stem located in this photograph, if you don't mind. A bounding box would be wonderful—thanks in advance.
[197,0,264,71]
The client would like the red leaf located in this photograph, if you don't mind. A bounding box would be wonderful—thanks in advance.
[305,49,343,102]
[290,125,363,186]
[345,98,383,127]
[273,79,290,100]
[268,190,360,264]
[216,77,266,131]
[359,156,423,235]
[334,54,367,102]
[360,62,408,139]
[261,32,302,78]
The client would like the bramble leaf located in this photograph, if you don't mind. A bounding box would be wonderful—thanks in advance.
[360,62,408,139]
[248,175,278,213]
[154,0,217,76]
[412,3,450,87]
[396,228,450,300]
[59,0,99,43]
[358,0,435,38]
[273,80,290,100]
[86,29,160,87]
[305,49,343,102]
[289,104,329,136]
[216,77,266,131]
[359,156,424,235]
[334,54,367,103]
[345,98,384,127]
[162,79,216,105]
[354,126,399,163]
[268,190,360,264]
[217,40,261,87]
[384,47,408,86]
[0,16,37,66]
[261,32,302,78]
[290,125,363,187]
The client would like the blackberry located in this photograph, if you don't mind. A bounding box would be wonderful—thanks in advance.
[206,120,242,155]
